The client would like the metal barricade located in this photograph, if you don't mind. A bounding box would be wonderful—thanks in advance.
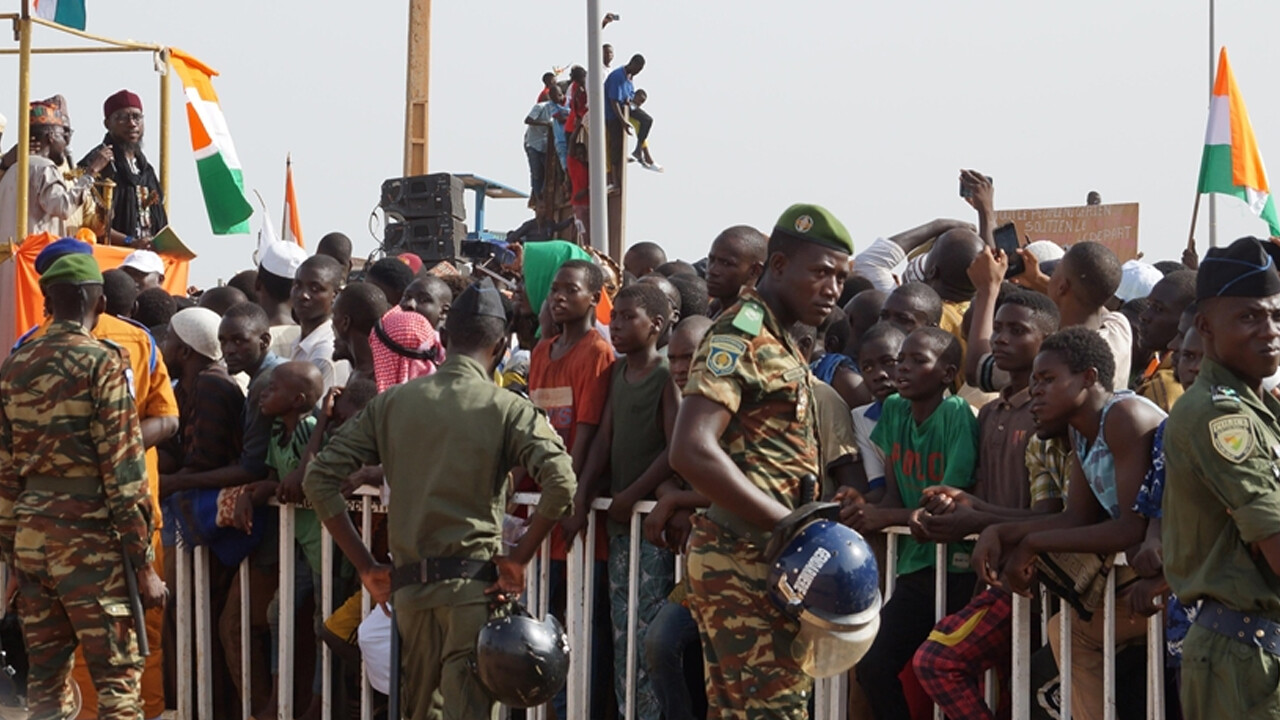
[168,498,1172,720]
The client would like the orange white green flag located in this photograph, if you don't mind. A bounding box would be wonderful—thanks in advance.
[168,48,253,235]
[1198,47,1280,236]
[282,155,304,248]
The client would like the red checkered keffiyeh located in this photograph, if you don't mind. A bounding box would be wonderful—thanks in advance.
[370,306,445,392]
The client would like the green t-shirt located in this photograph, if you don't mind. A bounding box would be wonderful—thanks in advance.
[871,394,979,576]
[269,416,322,573]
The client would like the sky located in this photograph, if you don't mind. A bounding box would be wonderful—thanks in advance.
[3,1,1279,286]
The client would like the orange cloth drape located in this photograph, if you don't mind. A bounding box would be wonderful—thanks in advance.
[12,232,190,337]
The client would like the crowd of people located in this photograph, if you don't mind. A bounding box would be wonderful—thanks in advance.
[523,37,659,248]
[0,80,1275,720]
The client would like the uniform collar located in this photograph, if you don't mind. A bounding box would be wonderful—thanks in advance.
[1197,357,1280,423]
[738,288,806,362]
[441,353,494,381]
[46,319,91,337]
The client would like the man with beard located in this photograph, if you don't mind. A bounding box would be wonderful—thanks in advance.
[79,89,166,247]
[0,96,111,243]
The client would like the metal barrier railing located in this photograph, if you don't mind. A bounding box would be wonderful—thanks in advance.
[167,496,1170,720]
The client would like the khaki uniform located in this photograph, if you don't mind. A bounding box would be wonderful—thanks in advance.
[1164,357,1280,718]
[0,321,154,720]
[304,354,575,720]
[682,290,820,719]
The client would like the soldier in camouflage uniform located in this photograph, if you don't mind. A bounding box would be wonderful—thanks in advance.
[0,254,165,720]
[670,204,854,719]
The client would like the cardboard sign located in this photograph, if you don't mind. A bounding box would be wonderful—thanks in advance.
[994,203,1140,261]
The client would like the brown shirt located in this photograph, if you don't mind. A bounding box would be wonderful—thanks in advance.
[973,385,1037,509]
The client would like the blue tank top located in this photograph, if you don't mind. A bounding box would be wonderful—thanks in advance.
[811,352,855,385]
[1069,391,1165,519]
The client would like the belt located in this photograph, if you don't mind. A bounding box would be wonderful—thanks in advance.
[391,557,498,592]
[704,504,772,548]
[24,475,103,496]
[1195,600,1280,657]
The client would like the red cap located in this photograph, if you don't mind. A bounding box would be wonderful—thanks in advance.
[397,253,423,274]
[103,89,142,120]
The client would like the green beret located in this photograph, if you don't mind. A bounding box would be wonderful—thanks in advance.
[40,253,103,287]
[771,203,854,255]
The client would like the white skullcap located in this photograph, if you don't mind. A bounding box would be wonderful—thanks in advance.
[1024,240,1065,264]
[1115,260,1164,302]
[170,307,223,361]
[259,241,307,279]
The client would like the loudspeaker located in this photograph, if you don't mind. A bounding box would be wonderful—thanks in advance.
[380,174,465,220]
[384,217,467,262]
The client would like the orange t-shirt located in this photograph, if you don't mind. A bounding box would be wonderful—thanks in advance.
[19,314,180,526]
[528,329,615,560]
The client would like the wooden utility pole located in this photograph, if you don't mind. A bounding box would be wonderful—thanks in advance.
[404,0,430,176]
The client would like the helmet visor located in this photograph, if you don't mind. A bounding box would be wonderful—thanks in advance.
[791,614,880,678]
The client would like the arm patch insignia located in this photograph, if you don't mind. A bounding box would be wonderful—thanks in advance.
[707,335,748,377]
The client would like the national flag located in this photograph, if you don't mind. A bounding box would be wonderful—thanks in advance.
[1198,47,1280,236]
[168,48,253,235]
[282,155,304,249]
[33,0,86,30]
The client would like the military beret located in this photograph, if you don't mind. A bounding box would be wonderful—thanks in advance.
[771,203,854,255]
[452,278,507,321]
[40,253,103,286]
[34,238,94,274]
[1196,236,1280,301]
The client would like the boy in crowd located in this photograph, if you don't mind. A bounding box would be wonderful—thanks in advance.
[365,257,415,307]
[577,284,680,720]
[291,254,349,393]
[528,258,616,718]
[909,290,1063,719]
[229,360,325,720]
[643,315,712,720]
[1134,270,1196,410]
[330,282,390,385]
[524,85,567,202]
[880,281,944,334]
[400,275,453,329]
[256,240,306,358]
[624,241,668,281]
[843,327,980,719]
[846,322,906,504]
[973,327,1164,720]
[704,226,767,317]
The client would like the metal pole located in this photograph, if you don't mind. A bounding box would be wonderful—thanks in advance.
[1209,0,1218,248]
[15,5,31,244]
[586,0,608,254]
[159,48,170,215]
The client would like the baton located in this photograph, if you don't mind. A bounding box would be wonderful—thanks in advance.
[388,606,400,717]
[121,551,150,657]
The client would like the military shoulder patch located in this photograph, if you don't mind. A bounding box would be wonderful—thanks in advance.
[1209,414,1254,464]
[731,301,765,337]
[1211,385,1242,406]
[706,335,749,377]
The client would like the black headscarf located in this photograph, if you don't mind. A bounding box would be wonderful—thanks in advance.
[78,133,168,239]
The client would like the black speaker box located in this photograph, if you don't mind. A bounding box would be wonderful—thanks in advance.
[380,174,465,220]
[384,217,467,261]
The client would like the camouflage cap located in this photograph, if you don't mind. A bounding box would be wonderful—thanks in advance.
[771,203,854,255]
[40,253,103,286]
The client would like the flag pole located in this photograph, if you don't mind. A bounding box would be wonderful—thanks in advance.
[282,152,290,237]
[1188,190,1202,256]
[1208,0,1218,247]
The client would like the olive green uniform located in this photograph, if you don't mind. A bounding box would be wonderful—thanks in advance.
[1163,357,1280,718]
[683,289,821,719]
[304,355,576,720]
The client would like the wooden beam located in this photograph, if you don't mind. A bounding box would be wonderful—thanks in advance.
[404,0,430,176]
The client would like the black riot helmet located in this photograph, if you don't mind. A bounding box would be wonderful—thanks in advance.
[472,603,570,708]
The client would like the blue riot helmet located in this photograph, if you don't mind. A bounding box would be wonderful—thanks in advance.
[768,517,881,678]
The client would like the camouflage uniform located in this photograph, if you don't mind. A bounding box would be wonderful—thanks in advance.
[682,289,820,719]
[0,321,154,720]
